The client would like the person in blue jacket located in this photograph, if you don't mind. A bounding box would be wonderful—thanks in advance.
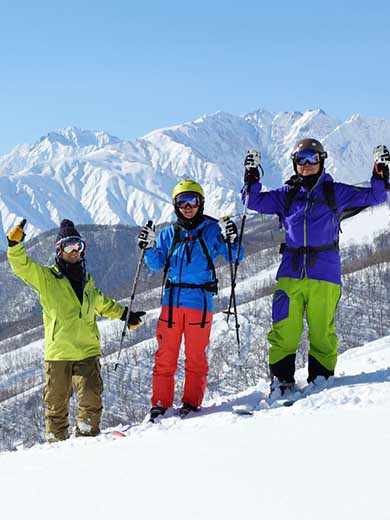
[138,179,242,421]
[242,139,389,397]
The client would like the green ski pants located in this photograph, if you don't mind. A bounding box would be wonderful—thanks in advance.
[44,356,103,442]
[267,277,341,371]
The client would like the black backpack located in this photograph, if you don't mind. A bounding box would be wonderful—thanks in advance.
[283,179,368,231]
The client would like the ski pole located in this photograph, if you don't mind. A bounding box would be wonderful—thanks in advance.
[221,217,241,352]
[114,220,153,371]
[225,189,249,324]
[226,149,263,322]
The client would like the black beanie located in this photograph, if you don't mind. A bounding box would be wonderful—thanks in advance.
[56,219,81,243]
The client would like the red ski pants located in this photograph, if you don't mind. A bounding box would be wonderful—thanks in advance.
[152,306,213,409]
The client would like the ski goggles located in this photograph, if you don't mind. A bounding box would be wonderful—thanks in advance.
[57,236,86,254]
[292,149,325,165]
[174,192,201,209]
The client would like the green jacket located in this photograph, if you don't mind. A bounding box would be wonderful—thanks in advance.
[8,244,125,361]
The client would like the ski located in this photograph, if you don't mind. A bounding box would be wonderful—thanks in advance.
[232,404,255,416]
[271,379,331,408]
[111,430,127,438]
[283,399,299,407]
[107,424,133,437]
[231,381,330,415]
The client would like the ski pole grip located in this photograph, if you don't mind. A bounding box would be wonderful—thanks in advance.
[19,218,26,229]
[139,220,154,250]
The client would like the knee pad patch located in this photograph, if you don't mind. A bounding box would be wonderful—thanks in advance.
[272,290,290,323]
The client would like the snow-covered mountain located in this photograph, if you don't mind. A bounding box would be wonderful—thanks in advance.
[2,336,390,520]
[0,108,390,249]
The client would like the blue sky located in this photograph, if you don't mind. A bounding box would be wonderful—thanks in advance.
[0,0,388,154]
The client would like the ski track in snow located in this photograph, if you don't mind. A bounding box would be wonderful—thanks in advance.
[2,337,390,519]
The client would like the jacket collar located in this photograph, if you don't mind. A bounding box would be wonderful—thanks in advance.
[176,214,217,233]
[286,169,334,191]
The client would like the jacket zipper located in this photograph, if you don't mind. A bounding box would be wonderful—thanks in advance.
[52,318,57,341]
[302,176,322,278]
[302,194,309,278]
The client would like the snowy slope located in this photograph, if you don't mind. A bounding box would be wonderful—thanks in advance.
[339,200,390,245]
[0,109,389,249]
[2,337,390,520]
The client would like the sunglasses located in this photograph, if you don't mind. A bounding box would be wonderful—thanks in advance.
[175,193,201,209]
[57,236,86,254]
[292,149,326,166]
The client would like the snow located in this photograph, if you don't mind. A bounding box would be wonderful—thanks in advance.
[339,201,390,245]
[0,108,389,249]
[2,337,390,519]
[1,109,390,518]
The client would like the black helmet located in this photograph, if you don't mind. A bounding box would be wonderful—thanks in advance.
[291,138,327,157]
[291,138,328,173]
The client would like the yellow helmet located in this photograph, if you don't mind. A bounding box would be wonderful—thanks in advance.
[172,179,205,201]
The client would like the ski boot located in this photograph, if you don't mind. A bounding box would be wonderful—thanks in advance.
[149,406,166,423]
[269,377,296,401]
[178,402,200,419]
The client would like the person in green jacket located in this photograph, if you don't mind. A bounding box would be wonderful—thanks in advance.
[7,218,145,442]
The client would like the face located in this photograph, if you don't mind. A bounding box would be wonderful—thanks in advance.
[61,250,82,264]
[293,149,323,176]
[179,205,199,219]
[57,237,85,263]
[175,192,201,219]
[296,162,321,176]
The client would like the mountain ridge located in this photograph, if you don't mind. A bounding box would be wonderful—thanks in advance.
[0,108,389,248]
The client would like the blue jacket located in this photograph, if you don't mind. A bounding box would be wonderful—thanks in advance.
[145,217,243,312]
[242,171,386,285]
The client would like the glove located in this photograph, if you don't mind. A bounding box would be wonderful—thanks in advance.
[120,308,146,330]
[244,150,261,185]
[7,218,26,247]
[137,222,156,249]
[128,311,146,330]
[220,217,238,244]
[373,145,390,182]
[244,168,260,185]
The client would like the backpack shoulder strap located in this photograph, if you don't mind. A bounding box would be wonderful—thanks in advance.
[196,226,217,281]
[323,181,337,215]
[162,223,181,285]
[284,184,301,214]
[162,222,217,285]
[324,181,368,226]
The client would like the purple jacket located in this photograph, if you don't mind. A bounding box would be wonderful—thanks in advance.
[242,171,387,285]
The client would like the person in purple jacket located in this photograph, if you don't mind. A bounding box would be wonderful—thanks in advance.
[242,138,389,397]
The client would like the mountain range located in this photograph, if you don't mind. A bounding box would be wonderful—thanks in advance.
[0,108,389,249]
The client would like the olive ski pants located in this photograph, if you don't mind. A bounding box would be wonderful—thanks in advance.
[267,277,341,383]
[152,306,213,409]
[44,355,103,442]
